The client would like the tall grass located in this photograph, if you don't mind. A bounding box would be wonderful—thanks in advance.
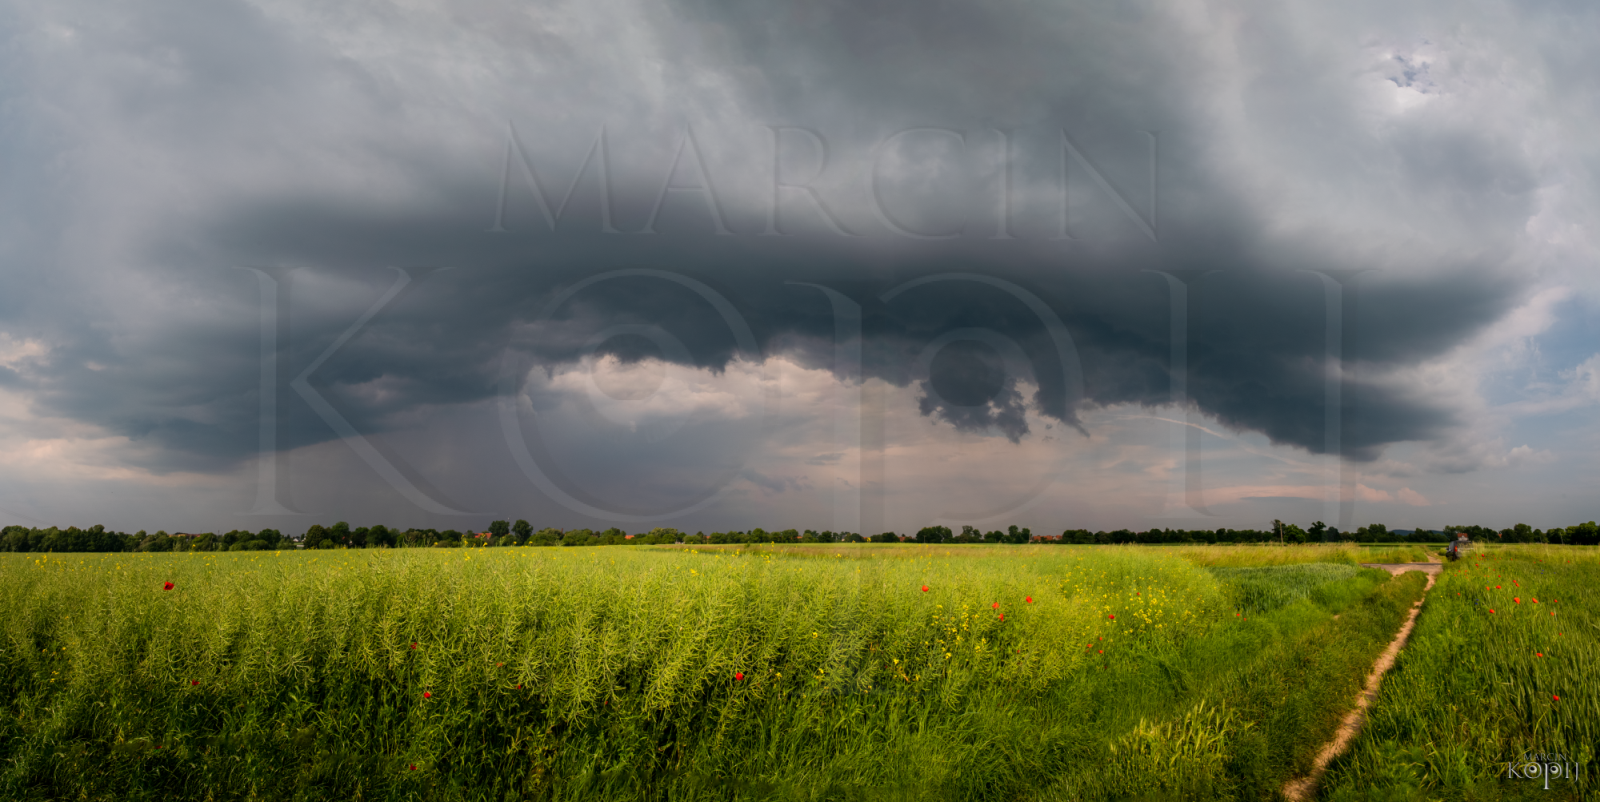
[1159,543,1431,568]
[0,546,1424,800]
[1206,564,1364,614]
[1359,545,1436,565]
[1320,545,1600,800]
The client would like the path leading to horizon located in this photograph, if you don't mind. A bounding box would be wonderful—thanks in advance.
[1281,555,1443,801]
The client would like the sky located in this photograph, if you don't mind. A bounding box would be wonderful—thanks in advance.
[0,0,1597,536]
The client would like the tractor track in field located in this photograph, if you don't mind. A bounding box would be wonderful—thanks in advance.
[1281,555,1443,802]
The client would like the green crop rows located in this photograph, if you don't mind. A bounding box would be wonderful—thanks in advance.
[0,543,1489,800]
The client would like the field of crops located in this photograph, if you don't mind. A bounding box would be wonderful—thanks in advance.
[1321,544,1599,801]
[0,544,1438,800]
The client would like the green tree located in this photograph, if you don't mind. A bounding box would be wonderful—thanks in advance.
[1566,521,1599,546]
[136,532,173,552]
[1063,529,1094,544]
[2,525,29,552]
[367,525,393,548]
[640,527,680,545]
[512,519,532,544]
[303,525,329,550]
[915,525,952,544]
[489,520,510,538]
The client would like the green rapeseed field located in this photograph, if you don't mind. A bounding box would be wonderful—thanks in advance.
[0,544,1432,800]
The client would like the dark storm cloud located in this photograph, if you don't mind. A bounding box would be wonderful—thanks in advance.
[0,0,1565,488]
[89,217,1510,472]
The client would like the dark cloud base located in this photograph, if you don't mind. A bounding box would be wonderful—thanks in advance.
[27,207,1511,477]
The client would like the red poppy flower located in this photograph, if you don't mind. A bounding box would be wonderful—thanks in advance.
[409,765,416,771]
[1098,650,1102,654]
[1496,585,1501,589]
[163,581,174,591]
[734,672,744,681]
[1515,597,1521,603]
[992,602,1000,609]
[1554,695,1560,701]
[1108,613,1115,620]
[423,691,432,699]
[1489,609,1496,614]
[998,613,1005,621]
[516,684,523,690]
[1536,652,1543,657]
[1533,599,1539,603]
[410,642,417,650]
[190,680,198,686]
[1025,596,1032,603]
[921,585,929,592]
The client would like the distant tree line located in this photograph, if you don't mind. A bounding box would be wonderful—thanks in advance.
[1044,520,1600,546]
[2,518,1597,553]
[0,525,287,553]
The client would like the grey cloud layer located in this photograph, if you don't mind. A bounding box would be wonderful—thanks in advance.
[0,0,1587,495]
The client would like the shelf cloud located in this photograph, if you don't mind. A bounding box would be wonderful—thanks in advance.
[0,0,1594,530]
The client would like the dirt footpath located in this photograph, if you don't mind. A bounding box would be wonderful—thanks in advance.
[1357,559,1443,578]
[1281,555,1442,801]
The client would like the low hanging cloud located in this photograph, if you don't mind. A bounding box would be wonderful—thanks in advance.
[0,0,1594,528]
